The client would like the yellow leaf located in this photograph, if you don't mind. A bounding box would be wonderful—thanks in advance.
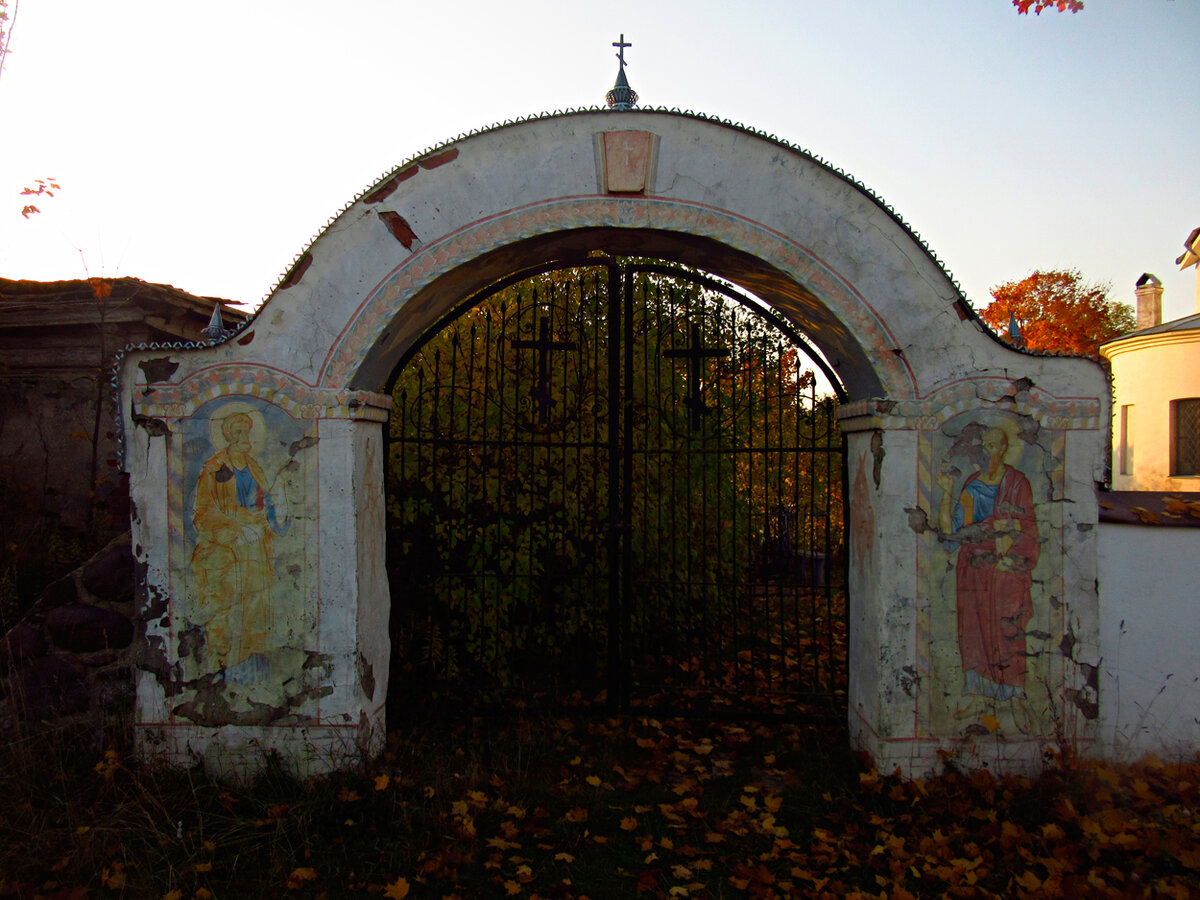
[383,876,410,899]
[504,879,522,895]
[286,867,317,889]
[1016,870,1043,891]
[620,816,638,831]
[554,853,575,863]
[981,714,1001,733]
[161,892,184,900]
[194,863,212,873]
[374,774,390,791]
[195,890,213,900]
[102,865,126,889]
[585,775,602,787]
[564,807,588,823]
[337,786,360,802]
[423,786,435,799]
[1177,846,1200,869]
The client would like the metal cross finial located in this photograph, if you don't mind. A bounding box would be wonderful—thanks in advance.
[613,34,631,67]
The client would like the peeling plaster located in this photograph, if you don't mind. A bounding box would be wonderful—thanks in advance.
[358,652,376,702]
[138,357,179,383]
[280,252,314,289]
[870,429,885,489]
[363,165,418,204]
[378,211,421,250]
[132,413,171,438]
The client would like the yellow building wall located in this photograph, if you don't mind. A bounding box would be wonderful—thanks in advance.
[1104,330,1200,491]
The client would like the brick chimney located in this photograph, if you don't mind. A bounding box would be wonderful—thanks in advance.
[1134,273,1163,330]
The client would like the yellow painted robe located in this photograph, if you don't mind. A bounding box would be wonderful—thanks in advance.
[191,449,276,667]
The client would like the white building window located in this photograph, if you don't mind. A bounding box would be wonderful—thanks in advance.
[1119,404,1135,475]
[1171,398,1200,476]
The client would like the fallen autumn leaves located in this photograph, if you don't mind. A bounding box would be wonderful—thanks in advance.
[0,715,1197,898]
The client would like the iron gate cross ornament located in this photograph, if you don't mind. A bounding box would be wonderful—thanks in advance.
[664,322,731,431]
[511,315,578,424]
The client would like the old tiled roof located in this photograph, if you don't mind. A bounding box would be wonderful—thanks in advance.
[0,276,245,330]
[1099,491,1200,527]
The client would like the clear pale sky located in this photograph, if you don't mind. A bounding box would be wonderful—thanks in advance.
[1,0,1197,321]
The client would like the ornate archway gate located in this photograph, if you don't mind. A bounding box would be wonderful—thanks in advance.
[119,110,1108,778]
[386,259,846,719]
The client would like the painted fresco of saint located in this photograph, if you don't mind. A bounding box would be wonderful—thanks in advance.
[936,425,1039,710]
[191,410,289,675]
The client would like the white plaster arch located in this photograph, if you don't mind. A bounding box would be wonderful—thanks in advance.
[225,110,1059,405]
[120,110,1110,778]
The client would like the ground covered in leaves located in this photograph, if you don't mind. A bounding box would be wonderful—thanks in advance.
[1,715,1198,899]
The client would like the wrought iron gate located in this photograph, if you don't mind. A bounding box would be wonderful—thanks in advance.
[386,260,845,719]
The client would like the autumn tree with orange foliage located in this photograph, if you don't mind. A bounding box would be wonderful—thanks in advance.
[982,269,1134,359]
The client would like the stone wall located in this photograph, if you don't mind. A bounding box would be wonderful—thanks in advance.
[0,533,136,737]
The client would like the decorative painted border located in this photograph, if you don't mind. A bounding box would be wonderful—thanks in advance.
[134,364,392,423]
[319,195,916,397]
[838,378,1103,433]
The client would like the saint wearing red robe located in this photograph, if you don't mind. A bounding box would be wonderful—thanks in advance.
[937,427,1039,703]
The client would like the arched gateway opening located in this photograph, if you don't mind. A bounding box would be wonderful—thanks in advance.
[120,111,1107,778]
[385,257,846,721]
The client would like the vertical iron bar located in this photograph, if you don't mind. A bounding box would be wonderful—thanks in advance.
[652,278,667,694]
[621,266,635,712]
[606,264,623,713]
[480,307,495,684]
